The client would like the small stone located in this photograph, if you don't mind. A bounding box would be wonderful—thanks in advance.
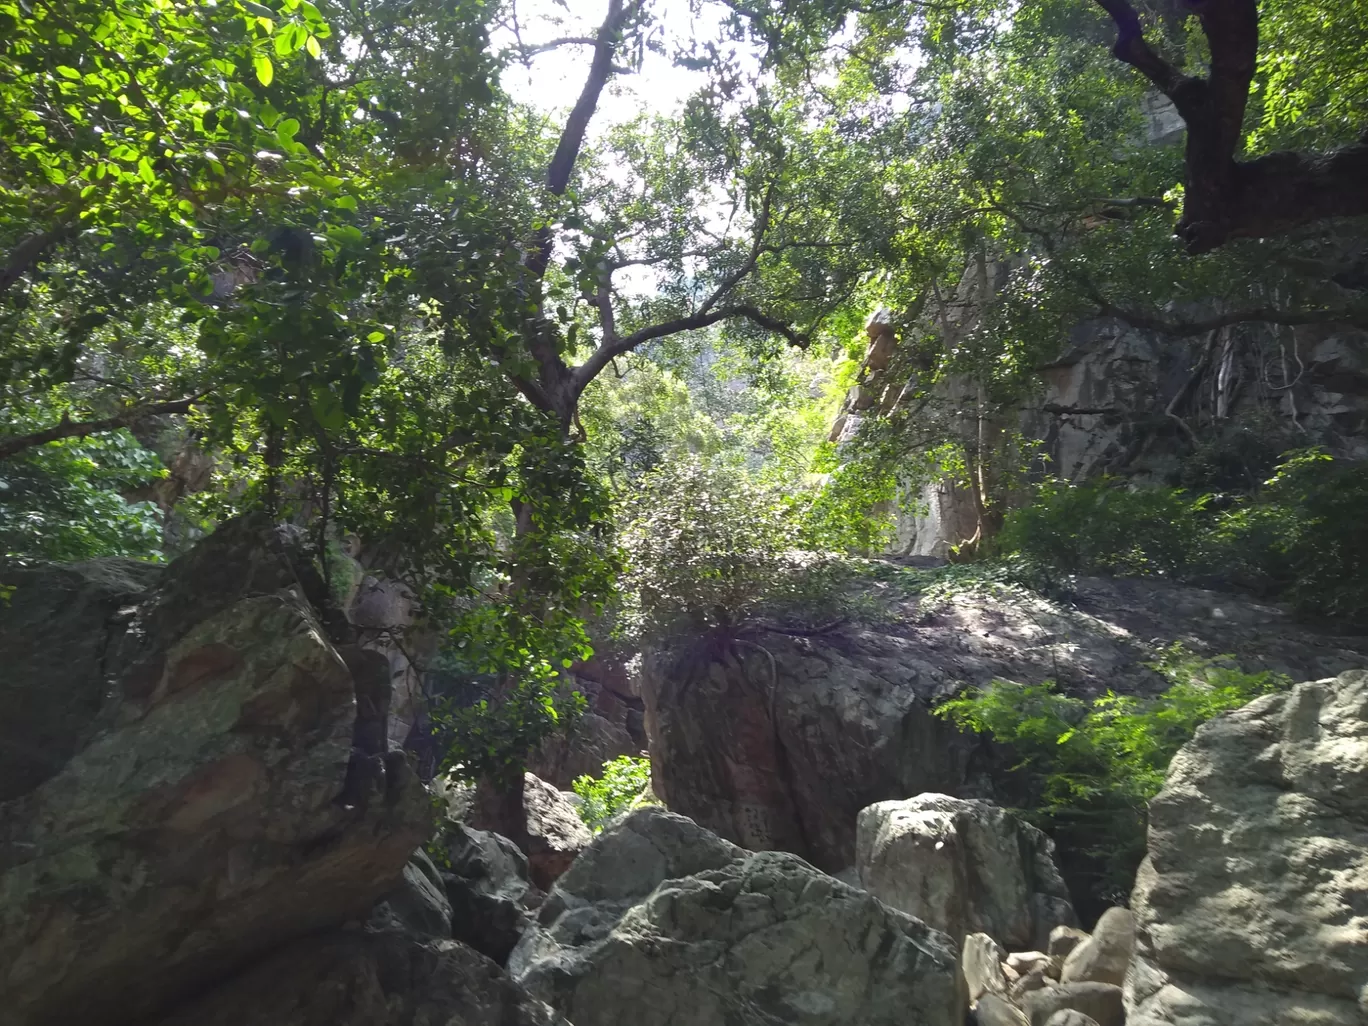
[1010,968,1053,1001]
[1044,1012,1101,1026]
[1001,962,1021,984]
[1006,951,1051,976]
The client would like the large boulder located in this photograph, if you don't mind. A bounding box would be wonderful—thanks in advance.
[523,772,593,889]
[510,807,965,1026]
[857,793,1076,951]
[1126,670,1368,1026]
[368,849,453,940]
[150,927,562,1026]
[643,580,1368,876]
[0,517,431,1026]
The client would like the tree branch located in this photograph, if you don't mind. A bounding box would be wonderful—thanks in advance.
[525,0,637,281]
[1096,302,1368,336]
[1,224,73,298]
[0,396,204,460]
[571,304,806,396]
[1092,0,1368,253]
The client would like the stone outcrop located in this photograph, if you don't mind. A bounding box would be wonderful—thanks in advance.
[0,516,431,1026]
[1126,669,1368,1026]
[643,578,1368,878]
[1060,907,1133,988]
[368,850,454,940]
[439,822,542,964]
[510,807,965,1026]
[857,794,1076,952]
[521,772,593,889]
[149,927,563,1026]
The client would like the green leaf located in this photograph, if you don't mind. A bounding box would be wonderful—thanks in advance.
[137,157,156,184]
[253,54,274,86]
[305,34,321,58]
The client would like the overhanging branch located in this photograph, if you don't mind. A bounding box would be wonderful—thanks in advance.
[0,396,205,460]
[571,304,806,395]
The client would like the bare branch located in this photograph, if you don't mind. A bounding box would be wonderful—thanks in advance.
[514,36,600,58]
[0,396,205,460]
[699,179,777,316]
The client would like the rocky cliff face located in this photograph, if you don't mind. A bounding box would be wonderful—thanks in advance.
[642,572,1368,882]
[832,258,1368,558]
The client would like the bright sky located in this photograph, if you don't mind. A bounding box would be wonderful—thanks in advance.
[493,0,749,126]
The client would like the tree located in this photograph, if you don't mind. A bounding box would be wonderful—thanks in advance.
[1093,0,1368,253]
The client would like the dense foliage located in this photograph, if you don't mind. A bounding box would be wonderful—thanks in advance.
[571,754,658,832]
[935,646,1292,907]
[993,449,1368,626]
[4,0,1367,833]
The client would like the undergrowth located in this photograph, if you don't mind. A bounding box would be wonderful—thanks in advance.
[572,754,658,832]
[934,644,1291,909]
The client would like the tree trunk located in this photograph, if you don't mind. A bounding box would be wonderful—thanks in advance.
[472,770,529,853]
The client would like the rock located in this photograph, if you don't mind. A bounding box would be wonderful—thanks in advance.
[642,585,1368,892]
[440,822,540,965]
[1001,961,1022,984]
[1023,982,1123,1026]
[1011,969,1054,1000]
[1007,951,1053,976]
[527,654,645,789]
[510,807,964,1026]
[149,928,563,1026]
[0,516,431,1026]
[522,773,593,889]
[1126,670,1368,1026]
[964,933,1009,1002]
[1043,1012,1102,1026]
[1060,907,1133,987]
[459,773,592,891]
[974,993,1030,1026]
[368,849,453,939]
[857,793,1077,950]
[1048,925,1090,959]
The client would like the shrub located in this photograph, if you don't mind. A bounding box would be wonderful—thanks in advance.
[618,456,854,646]
[934,645,1290,908]
[992,450,1368,628]
[993,476,1211,577]
[572,754,657,831]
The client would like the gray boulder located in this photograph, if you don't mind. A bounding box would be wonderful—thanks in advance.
[857,793,1077,950]
[368,849,453,940]
[1060,907,1133,987]
[150,927,563,1026]
[1023,982,1123,1026]
[523,772,593,889]
[974,993,1029,1026]
[440,822,541,964]
[0,516,430,1026]
[1127,670,1368,1026]
[510,807,964,1026]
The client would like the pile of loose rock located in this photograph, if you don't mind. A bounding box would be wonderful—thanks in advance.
[964,908,1134,1026]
